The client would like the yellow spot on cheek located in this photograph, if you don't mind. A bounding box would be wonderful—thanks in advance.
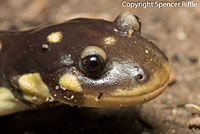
[104,36,116,45]
[18,73,52,104]
[59,74,82,93]
[47,31,63,43]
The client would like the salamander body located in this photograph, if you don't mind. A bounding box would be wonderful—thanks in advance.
[0,12,170,116]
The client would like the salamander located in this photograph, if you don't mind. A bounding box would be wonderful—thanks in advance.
[0,12,170,116]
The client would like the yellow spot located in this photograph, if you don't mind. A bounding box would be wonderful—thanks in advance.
[18,73,52,104]
[104,36,116,45]
[59,74,82,93]
[0,41,2,51]
[47,31,63,43]
[0,87,29,116]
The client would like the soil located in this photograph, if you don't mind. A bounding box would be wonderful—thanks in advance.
[0,0,200,134]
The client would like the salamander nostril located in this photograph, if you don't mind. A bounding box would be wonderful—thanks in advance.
[135,74,144,80]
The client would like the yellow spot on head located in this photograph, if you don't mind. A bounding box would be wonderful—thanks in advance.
[18,73,52,104]
[47,31,63,43]
[104,36,116,45]
[59,74,82,93]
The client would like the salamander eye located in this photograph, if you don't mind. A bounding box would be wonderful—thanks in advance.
[79,46,107,76]
[79,54,105,76]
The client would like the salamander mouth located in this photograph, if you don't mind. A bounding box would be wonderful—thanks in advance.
[82,79,169,107]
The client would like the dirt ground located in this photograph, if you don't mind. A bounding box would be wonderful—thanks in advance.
[0,0,200,134]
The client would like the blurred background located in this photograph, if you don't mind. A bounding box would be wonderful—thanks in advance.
[0,0,200,134]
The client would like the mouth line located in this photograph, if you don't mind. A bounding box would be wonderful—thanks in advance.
[83,79,169,107]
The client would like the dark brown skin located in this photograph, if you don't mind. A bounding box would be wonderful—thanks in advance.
[0,12,170,115]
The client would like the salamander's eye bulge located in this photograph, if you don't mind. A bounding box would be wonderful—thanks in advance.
[79,46,107,76]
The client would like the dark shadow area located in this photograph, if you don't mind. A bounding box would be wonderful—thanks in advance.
[0,106,150,134]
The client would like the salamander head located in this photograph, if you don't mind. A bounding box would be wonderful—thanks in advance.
[38,12,170,107]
